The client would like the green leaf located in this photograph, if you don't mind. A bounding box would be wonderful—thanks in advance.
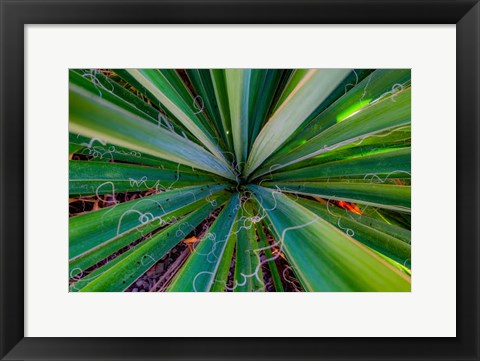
[70,70,196,141]
[245,69,351,176]
[69,68,411,293]
[69,194,227,278]
[255,221,284,292]
[210,69,234,154]
[111,69,199,139]
[264,181,411,213]
[167,194,241,292]
[269,69,311,113]
[69,184,227,259]
[254,86,411,177]
[275,125,411,173]
[267,69,411,163]
[185,70,230,152]
[69,83,236,179]
[361,206,411,230]
[225,69,252,165]
[248,185,411,292]
[247,70,284,151]
[210,220,238,292]
[70,133,203,170]
[295,196,411,267]
[267,147,410,182]
[124,69,228,163]
[74,195,229,292]
[234,201,264,292]
[69,160,220,196]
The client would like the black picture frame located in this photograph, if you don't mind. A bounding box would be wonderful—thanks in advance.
[1,0,479,360]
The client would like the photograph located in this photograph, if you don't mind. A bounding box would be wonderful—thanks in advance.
[2,0,477,358]
[69,68,411,292]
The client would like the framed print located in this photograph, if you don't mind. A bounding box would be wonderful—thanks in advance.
[1,0,479,360]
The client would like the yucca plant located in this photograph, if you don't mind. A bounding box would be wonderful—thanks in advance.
[69,68,411,292]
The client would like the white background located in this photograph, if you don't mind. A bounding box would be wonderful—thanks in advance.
[25,25,456,337]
